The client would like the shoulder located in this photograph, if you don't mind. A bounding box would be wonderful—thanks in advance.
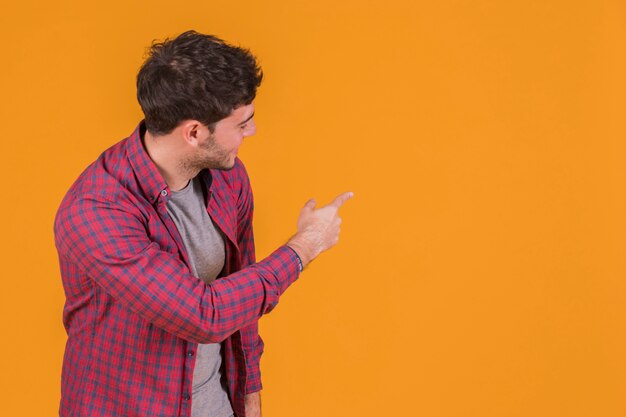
[59,141,133,205]
[55,140,146,238]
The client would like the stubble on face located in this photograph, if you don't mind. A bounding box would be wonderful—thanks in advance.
[179,132,235,174]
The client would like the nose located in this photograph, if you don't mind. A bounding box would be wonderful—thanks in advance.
[243,120,257,137]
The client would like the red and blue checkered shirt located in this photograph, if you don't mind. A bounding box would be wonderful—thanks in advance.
[54,122,301,417]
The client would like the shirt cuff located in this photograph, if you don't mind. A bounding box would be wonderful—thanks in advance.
[245,374,263,394]
[256,245,302,302]
[284,245,304,272]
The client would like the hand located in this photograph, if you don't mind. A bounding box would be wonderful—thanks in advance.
[287,191,354,268]
[245,392,261,417]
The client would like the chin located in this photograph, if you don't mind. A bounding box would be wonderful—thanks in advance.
[216,158,237,171]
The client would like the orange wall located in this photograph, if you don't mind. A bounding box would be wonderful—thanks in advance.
[1,1,625,416]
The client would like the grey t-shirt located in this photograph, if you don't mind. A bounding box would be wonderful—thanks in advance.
[166,176,234,417]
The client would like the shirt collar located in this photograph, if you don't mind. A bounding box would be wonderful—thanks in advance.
[126,121,169,204]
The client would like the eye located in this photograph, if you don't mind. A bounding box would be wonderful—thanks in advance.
[240,124,247,130]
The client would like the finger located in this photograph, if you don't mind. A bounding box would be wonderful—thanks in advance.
[329,191,354,209]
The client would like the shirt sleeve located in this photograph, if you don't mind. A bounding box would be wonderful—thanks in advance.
[235,162,265,394]
[54,192,301,345]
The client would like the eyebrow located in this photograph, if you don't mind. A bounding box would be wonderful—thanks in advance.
[238,112,255,126]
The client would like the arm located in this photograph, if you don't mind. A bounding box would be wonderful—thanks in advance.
[54,193,300,344]
[234,177,354,417]
[244,391,261,417]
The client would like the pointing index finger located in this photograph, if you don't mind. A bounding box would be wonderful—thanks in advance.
[330,191,354,209]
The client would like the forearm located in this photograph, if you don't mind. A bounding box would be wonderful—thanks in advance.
[245,391,262,417]
[141,244,300,343]
[58,211,299,345]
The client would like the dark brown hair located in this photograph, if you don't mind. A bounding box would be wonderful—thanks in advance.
[136,30,263,135]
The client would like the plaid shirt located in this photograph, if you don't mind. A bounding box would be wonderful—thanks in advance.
[54,122,300,417]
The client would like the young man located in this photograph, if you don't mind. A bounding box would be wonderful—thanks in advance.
[54,30,352,417]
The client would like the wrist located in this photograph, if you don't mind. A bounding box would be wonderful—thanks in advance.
[286,235,314,268]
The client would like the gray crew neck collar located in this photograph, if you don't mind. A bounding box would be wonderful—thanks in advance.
[169,177,195,198]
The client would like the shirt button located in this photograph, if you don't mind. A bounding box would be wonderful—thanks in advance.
[188,351,194,357]
[161,189,168,197]
[183,393,190,401]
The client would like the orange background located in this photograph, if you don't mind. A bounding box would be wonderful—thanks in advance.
[1,1,625,416]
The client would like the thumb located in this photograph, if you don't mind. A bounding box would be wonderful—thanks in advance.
[303,198,317,211]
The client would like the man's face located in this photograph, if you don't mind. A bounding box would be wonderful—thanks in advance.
[193,102,256,170]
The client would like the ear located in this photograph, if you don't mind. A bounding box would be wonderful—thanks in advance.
[179,120,204,147]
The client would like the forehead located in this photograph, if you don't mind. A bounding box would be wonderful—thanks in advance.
[222,103,255,124]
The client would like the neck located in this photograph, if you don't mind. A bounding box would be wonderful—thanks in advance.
[143,129,197,191]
